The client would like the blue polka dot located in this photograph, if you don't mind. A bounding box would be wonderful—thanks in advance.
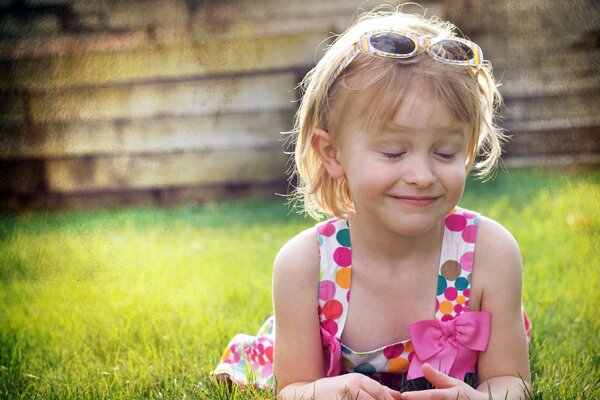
[336,228,351,247]
[354,363,376,375]
[437,275,447,295]
[455,277,469,291]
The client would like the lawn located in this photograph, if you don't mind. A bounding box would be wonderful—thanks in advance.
[0,167,598,399]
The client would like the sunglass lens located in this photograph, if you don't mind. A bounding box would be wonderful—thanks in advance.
[370,32,416,55]
[431,40,474,61]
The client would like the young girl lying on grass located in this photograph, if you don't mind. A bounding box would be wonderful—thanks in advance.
[215,6,531,399]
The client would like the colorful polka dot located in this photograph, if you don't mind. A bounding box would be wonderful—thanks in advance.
[462,225,478,243]
[333,247,352,267]
[388,357,410,373]
[355,363,376,375]
[383,343,404,359]
[437,275,447,295]
[322,299,343,320]
[319,280,336,301]
[446,214,467,231]
[456,295,465,305]
[444,287,458,301]
[317,222,336,237]
[439,300,453,315]
[336,228,351,247]
[455,277,469,291]
[336,267,351,289]
[441,260,461,281]
[460,251,474,272]
[321,319,338,336]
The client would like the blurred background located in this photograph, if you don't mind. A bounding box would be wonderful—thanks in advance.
[0,0,598,211]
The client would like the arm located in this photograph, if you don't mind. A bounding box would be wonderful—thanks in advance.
[401,217,531,400]
[472,217,531,398]
[273,228,402,400]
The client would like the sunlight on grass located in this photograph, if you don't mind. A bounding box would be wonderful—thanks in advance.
[0,168,598,399]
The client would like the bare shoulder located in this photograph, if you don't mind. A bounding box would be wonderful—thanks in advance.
[273,226,320,288]
[471,215,523,310]
[475,215,522,274]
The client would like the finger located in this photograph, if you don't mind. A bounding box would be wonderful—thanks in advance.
[421,363,464,389]
[400,388,458,399]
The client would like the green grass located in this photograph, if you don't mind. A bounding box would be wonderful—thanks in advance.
[0,167,599,399]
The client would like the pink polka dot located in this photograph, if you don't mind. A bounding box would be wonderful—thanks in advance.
[460,251,474,272]
[462,225,478,243]
[446,214,467,231]
[408,352,415,362]
[333,247,352,267]
[441,314,454,322]
[444,287,458,301]
[463,211,477,219]
[454,304,464,314]
[318,305,322,316]
[347,290,351,302]
[463,288,471,297]
[435,298,440,312]
[383,343,405,359]
[321,319,338,336]
[317,222,336,237]
[319,280,336,301]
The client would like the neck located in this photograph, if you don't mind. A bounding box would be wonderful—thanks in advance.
[346,212,444,270]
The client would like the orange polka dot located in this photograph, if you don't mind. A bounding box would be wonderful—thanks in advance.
[456,295,465,305]
[336,267,351,289]
[404,341,413,353]
[439,300,453,315]
[388,357,410,373]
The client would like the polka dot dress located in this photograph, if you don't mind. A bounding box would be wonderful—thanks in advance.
[213,207,531,390]
[316,207,480,377]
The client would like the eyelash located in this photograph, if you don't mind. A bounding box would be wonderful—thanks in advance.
[382,152,406,159]
[382,152,456,160]
[436,152,456,160]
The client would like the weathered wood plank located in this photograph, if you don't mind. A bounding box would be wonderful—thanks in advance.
[0,110,294,158]
[0,31,328,90]
[24,72,297,123]
[44,147,289,193]
[504,126,600,157]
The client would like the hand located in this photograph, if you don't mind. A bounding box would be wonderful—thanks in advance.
[400,364,485,400]
[299,373,403,400]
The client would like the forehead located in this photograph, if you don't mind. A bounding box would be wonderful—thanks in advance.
[332,75,467,137]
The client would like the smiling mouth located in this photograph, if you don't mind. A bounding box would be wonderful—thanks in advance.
[389,195,440,207]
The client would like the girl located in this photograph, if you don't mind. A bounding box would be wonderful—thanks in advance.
[215,7,531,399]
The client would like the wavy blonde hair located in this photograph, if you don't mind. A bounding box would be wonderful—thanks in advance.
[288,8,504,219]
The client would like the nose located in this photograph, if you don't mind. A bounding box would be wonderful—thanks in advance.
[403,154,436,188]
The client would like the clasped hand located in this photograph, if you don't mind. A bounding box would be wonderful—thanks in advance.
[309,364,486,400]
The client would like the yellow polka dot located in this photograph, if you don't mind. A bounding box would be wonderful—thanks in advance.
[220,347,231,361]
[456,295,465,305]
[336,267,351,289]
[440,300,453,315]
[388,357,410,373]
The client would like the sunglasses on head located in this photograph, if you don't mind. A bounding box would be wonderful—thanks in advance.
[327,29,483,93]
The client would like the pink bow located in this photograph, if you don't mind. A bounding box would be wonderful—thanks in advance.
[407,311,491,381]
[320,325,342,377]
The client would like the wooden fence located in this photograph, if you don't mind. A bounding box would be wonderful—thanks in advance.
[0,0,598,210]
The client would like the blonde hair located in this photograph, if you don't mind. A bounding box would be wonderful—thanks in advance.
[288,8,504,219]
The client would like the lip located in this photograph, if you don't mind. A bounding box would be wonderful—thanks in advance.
[389,195,440,207]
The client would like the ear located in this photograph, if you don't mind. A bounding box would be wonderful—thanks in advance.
[311,128,345,179]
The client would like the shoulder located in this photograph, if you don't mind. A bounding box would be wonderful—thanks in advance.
[470,215,523,310]
[475,215,521,268]
[272,225,321,304]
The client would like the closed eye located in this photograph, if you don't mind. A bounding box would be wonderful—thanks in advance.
[435,152,456,160]
[382,152,406,159]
